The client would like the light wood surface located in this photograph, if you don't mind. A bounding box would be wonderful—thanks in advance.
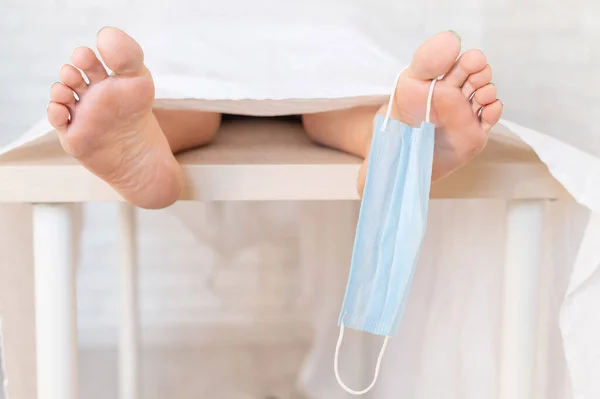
[0,119,569,202]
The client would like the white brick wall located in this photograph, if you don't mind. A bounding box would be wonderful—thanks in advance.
[72,201,314,398]
[76,202,313,347]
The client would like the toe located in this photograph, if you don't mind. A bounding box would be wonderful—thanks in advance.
[71,46,108,84]
[461,65,492,98]
[480,100,503,134]
[408,30,462,80]
[60,64,87,98]
[50,82,76,110]
[47,102,70,134]
[97,26,146,75]
[471,83,497,114]
[443,49,487,88]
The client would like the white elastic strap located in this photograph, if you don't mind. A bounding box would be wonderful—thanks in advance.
[425,78,437,123]
[382,71,439,130]
[334,322,390,395]
[381,67,407,131]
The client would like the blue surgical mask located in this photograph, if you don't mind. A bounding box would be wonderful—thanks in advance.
[334,75,438,395]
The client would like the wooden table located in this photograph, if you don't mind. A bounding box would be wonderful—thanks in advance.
[0,119,569,399]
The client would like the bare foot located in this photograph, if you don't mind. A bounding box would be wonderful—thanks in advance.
[47,27,183,209]
[358,31,503,193]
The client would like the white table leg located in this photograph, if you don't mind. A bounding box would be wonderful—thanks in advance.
[33,204,78,399]
[499,200,546,399]
[118,203,140,399]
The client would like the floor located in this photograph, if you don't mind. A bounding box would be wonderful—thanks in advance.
[80,344,310,399]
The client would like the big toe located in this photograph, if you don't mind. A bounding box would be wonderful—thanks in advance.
[96,27,145,75]
[408,30,462,80]
[444,49,488,88]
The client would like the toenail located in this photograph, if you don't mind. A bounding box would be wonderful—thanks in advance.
[449,30,461,41]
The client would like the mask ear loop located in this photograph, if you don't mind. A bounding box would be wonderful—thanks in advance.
[381,67,407,132]
[382,71,439,131]
[334,76,439,396]
[425,78,437,123]
[334,321,389,395]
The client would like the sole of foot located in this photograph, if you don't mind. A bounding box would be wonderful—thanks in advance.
[48,27,183,209]
[358,30,503,194]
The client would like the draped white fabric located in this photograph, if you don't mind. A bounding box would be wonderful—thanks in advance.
[1,0,599,397]
[297,200,589,399]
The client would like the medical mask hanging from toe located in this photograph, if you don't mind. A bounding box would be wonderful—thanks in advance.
[334,75,438,395]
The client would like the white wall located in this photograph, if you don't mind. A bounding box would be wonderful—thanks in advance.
[1,1,103,144]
